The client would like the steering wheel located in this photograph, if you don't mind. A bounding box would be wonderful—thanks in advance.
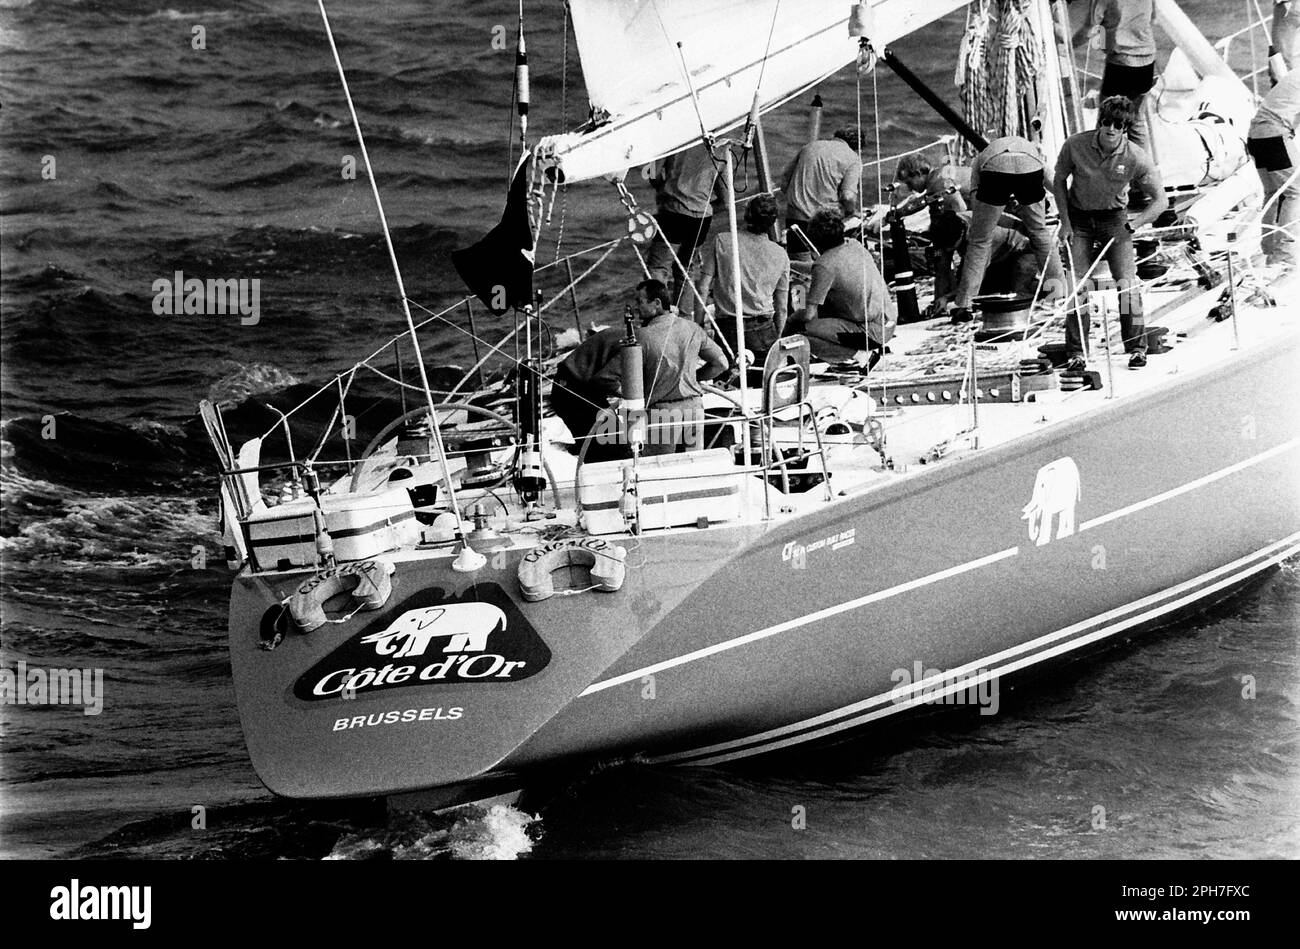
[349,402,521,494]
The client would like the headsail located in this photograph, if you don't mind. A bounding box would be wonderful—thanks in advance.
[537,0,972,183]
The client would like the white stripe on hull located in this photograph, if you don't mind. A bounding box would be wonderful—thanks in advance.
[581,437,1300,698]
[653,531,1300,766]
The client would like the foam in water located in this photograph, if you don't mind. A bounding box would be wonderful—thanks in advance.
[324,805,538,861]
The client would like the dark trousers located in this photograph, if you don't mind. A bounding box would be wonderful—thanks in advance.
[1065,206,1146,359]
[646,209,712,308]
[714,315,778,366]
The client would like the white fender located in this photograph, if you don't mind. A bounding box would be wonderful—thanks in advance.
[518,537,627,603]
[289,559,395,633]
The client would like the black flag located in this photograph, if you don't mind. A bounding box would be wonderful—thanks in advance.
[452,152,535,315]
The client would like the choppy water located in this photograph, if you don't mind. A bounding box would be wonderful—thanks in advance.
[1,0,1296,859]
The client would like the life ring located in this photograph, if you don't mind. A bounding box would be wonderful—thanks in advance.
[289,559,395,633]
[518,537,627,603]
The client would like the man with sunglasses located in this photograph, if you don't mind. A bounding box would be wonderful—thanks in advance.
[1053,96,1168,371]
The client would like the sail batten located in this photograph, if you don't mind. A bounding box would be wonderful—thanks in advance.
[540,0,972,182]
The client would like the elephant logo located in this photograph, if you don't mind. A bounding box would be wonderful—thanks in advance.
[1021,457,1081,546]
[360,604,506,658]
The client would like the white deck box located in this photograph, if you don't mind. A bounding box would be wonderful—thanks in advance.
[580,448,742,536]
[246,485,418,570]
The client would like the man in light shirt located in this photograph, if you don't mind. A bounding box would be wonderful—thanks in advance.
[781,127,863,260]
[1247,69,1300,264]
[646,143,723,309]
[791,210,895,369]
[1053,96,1167,371]
[1076,0,1159,150]
[696,195,790,366]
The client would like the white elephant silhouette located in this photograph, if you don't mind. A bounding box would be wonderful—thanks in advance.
[1021,457,1081,546]
[360,603,506,658]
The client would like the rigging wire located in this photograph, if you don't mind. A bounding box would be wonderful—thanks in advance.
[314,0,471,546]
[554,0,570,261]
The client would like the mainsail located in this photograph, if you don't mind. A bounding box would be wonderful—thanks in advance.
[537,0,972,183]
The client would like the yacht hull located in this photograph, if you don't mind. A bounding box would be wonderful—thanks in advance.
[228,335,1300,799]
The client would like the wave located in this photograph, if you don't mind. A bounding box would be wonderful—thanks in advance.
[0,465,217,569]
[207,362,301,409]
[0,413,213,495]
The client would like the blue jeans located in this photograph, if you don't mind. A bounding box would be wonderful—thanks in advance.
[1065,207,1145,359]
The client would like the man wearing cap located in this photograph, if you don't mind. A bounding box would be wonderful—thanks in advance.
[1052,95,1168,371]
[1247,68,1300,265]
[947,135,1067,323]
[696,194,790,364]
[781,127,863,260]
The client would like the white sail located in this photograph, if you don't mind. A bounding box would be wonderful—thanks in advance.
[538,0,972,183]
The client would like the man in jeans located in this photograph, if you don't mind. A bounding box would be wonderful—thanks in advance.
[1053,96,1167,371]
[948,135,1067,323]
[781,127,863,260]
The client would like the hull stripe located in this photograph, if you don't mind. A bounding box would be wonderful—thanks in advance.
[579,546,1021,696]
[581,437,1300,698]
[1079,436,1300,533]
[653,531,1300,766]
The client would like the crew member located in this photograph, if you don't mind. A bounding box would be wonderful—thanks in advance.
[552,279,727,459]
[781,127,863,260]
[634,279,728,454]
[930,210,1039,314]
[550,325,627,463]
[1076,0,1159,150]
[791,209,895,368]
[892,153,969,294]
[696,194,790,365]
[947,135,1067,322]
[646,142,723,309]
[1247,68,1300,266]
[1052,96,1168,371]
[892,153,969,225]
